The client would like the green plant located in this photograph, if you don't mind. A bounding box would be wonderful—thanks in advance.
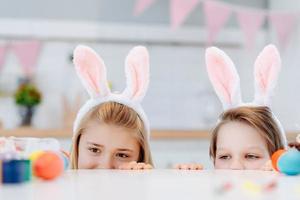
[14,83,42,107]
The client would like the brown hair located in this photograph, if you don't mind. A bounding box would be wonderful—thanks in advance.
[209,106,284,162]
[70,102,153,169]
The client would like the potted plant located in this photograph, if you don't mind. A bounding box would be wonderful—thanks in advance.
[14,80,42,126]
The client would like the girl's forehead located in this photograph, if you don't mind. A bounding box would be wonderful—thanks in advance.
[84,122,129,133]
[218,121,259,136]
[217,122,268,146]
[217,146,267,152]
[81,124,139,146]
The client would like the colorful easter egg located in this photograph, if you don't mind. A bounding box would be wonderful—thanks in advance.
[33,151,64,180]
[271,149,286,171]
[29,151,45,163]
[2,159,31,183]
[278,149,300,176]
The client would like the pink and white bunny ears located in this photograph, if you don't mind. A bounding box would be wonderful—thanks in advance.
[72,45,150,139]
[205,44,287,146]
[205,44,281,109]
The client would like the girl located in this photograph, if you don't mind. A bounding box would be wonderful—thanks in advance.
[209,106,284,170]
[176,44,287,170]
[70,45,153,170]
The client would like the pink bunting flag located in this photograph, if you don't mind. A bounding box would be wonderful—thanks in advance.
[236,10,265,50]
[269,13,298,49]
[11,41,42,77]
[134,0,156,16]
[0,45,7,73]
[170,0,200,30]
[203,1,232,45]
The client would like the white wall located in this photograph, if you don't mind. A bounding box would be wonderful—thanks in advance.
[0,0,267,26]
[0,0,276,130]
[267,0,300,132]
[0,19,266,130]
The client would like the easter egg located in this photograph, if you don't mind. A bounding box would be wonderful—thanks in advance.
[29,151,45,163]
[271,149,286,171]
[33,151,64,180]
[60,151,70,170]
[277,149,300,176]
[2,159,31,183]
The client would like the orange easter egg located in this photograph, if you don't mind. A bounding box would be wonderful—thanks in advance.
[33,152,64,180]
[271,149,286,171]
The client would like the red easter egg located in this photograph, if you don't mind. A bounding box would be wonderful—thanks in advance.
[271,149,286,171]
[33,152,64,180]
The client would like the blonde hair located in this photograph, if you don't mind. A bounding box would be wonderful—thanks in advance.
[209,106,284,162]
[70,102,153,169]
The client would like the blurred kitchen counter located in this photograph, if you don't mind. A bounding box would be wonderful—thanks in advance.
[1,170,300,200]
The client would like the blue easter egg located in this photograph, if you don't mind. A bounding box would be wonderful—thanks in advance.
[278,149,300,176]
[59,153,69,170]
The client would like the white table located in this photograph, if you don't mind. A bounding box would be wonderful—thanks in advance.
[1,170,300,200]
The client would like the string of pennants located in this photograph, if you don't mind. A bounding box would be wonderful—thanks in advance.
[134,0,299,49]
[0,41,41,77]
[0,1,297,74]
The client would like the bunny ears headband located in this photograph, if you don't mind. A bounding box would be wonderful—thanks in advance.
[205,44,287,146]
[72,45,150,139]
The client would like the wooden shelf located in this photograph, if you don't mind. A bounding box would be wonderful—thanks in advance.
[0,128,72,138]
[0,128,298,141]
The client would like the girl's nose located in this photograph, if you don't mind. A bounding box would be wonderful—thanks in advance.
[95,156,115,169]
[229,159,244,170]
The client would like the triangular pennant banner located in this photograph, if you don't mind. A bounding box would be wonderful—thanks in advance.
[134,0,156,16]
[170,0,200,29]
[11,41,42,76]
[236,10,266,50]
[0,45,7,73]
[270,13,298,49]
[203,1,232,45]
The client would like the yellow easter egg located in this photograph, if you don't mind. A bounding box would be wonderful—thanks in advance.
[29,151,45,163]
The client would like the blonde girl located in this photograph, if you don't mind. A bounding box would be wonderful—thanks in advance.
[70,45,153,170]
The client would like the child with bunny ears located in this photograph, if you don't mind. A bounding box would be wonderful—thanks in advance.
[176,44,287,170]
[70,45,153,170]
[207,44,287,170]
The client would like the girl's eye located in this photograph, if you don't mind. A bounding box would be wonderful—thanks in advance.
[116,153,130,159]
[245,154,260,160]
[218,155,231,160]
[88,147,101,154]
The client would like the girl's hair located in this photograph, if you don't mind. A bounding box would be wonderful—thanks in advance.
[70,102,153,169]
[209,106,284,162]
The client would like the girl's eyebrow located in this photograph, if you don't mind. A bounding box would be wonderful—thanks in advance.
[217,146,265,151]
[117,148,134,152]
[245,146,265,151]
[87,142,104,147]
